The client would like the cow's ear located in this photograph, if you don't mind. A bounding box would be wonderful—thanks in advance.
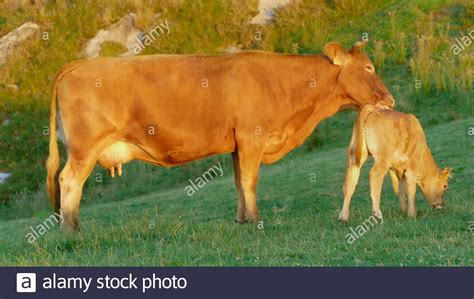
[324,42,348,66]
[350,40,368,54]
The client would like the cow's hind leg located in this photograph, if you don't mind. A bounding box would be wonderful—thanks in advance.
[59,155,96,232]
[232,152,246,224]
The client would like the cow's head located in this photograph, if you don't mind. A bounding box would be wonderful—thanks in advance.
[324,40,394,110]
[420,167,452,209]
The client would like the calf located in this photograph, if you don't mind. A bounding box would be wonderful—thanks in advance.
[339,105,451,221]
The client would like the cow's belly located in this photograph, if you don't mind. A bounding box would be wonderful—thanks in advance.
[98,130,236,170]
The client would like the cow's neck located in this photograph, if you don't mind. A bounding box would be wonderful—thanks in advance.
[287,55,348,125]
[261,56,350,163]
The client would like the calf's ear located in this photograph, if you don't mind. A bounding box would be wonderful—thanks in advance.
[324,42,349,66]
[441,167,453,179]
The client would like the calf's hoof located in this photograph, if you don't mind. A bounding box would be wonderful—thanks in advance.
[400,206,407,213]
[407,209,417,218]
[338,210,349,222]
[372,209,383,221]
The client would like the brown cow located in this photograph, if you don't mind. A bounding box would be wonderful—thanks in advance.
[46,40,394,231]
[339,104,451,222]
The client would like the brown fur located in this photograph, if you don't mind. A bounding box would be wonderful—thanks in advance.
[339,105,451,222]
[46,41,394,231]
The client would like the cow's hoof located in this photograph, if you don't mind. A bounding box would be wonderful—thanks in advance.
[245,215,260,224]
[235,219,248,225]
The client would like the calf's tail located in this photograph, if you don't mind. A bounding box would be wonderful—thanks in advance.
[354,106,373,166]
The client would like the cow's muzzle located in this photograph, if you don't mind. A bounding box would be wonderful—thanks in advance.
[380,95,395,109]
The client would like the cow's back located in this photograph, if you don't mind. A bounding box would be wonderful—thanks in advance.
[55,52,317,165]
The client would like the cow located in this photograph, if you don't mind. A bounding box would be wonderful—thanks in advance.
[339,104,452,222]
[46,40,395,231]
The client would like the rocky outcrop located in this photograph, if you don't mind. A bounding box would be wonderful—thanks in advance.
[81,13,143,59]
[250,0,292,24]
[0,22,40,66]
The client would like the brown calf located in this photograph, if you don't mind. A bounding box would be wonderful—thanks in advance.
[339,105,451,222]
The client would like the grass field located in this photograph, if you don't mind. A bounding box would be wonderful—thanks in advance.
[1,117,472,266]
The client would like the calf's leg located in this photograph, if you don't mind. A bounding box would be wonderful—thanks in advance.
[339,158,364,222]
[405,174,417,218]
[369,162,389,220]
[398,178,408,213]
[389,170,407,213]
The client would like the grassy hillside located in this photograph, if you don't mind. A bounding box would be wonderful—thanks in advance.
[0,0,472,206]
[0,117,472,266]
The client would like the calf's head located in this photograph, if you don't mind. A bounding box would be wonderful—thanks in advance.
[421,167,452,209]
[324,41,395,110]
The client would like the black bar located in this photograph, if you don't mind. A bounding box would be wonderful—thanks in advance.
[2,267,472,298]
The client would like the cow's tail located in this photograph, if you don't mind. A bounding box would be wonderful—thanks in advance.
[354,106,373,167]
[46,61,84,215]
[46,73,61,214]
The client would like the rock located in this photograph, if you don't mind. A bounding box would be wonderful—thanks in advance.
[250,0,292,25]
[220,45,242,54]
[6,84,18,91]
[2,118,11,126]
[0,172,11,184]
[81,13,143,59]
[0,22,40,66]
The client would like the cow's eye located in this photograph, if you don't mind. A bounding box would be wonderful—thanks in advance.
[443,185,447,189]
[364,65,374,73]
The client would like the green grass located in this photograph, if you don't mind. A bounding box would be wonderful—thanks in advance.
[0,118,472,266]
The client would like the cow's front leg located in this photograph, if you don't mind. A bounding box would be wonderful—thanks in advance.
[231,152,246,223]
[236,142,264,224]
[369,162,389,220]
